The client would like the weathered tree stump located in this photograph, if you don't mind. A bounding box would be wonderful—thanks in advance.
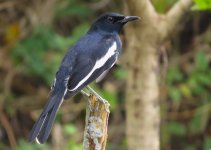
[83,95,110,150]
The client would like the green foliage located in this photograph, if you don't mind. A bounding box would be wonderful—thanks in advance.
[185,145,197,150]
[11,26,63,84]
[167,66,183,85]
[204,136,211,150]
[114,66,127,79]
[195,51,209,70]
[167,122,186,136]
[188,106,208,134]
[164,50,211,149]
[65,141,83,150]
[11,24,89,85]
[152,0,177,13]
[63,124,82,150]
[63,124,77,135]
[169,87,182,102]
[167,51,211,102]
[54,0,93,18]
[152,0,211,11]
[17,139,49,150]
[192,0,211,10]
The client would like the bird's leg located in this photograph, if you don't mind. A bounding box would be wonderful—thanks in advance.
[86,85,110,107]
[81,90,93,111]
[81,90,90,97]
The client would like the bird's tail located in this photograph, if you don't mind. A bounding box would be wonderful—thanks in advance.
[29,86,67,144]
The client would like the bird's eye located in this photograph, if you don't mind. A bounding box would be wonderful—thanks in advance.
[107,16,114,22]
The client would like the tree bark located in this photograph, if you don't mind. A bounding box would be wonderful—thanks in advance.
[124,18,160,150]
[124,0,193,150]
[83,95,110,150]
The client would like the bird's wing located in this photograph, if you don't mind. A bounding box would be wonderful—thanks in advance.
[95,69,110,83]
[68,46,117,94]
[65,38,119,96]
[96,59,116,83]
[67,54,95,91]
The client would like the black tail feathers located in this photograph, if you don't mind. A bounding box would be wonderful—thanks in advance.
[29,88,67,144]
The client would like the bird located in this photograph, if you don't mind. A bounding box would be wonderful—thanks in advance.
[29,12,139,144]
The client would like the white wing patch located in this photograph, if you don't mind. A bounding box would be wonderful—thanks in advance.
[35,88,67,144]
[96,70,109,83]
[69,42,117,91]
[96,59,117,83]
[64,77,70,87]
[51,78,56,90]
[35,114,48,144]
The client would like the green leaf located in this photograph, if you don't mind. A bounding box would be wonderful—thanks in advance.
[167,122,186,136]
[204,136,211,150]
[185,145,197,150]
[179,83,191,98]
[152,0,177,13]
[189,109,207,134]
[64,124,77,135]
[195,51,209,71]
[17,139,49,150]
[114,67,127,79]
[169,87,182,103]
[167,66,183,85]
[66,141,83,150]
[192,0,211,10]
[197,75,211,86]
[11,24,89,85]
[54,0,93,18]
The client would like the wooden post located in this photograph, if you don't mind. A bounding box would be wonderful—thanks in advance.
[83,95,110,150]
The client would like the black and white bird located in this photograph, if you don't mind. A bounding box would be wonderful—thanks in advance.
[29,12,139,144]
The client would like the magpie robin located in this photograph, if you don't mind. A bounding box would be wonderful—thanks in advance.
[29,12,139,144]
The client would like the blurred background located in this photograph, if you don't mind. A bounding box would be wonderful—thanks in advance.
[0,0,211,150]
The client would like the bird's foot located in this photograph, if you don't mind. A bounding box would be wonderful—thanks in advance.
[86,85,110,112]
[81,90,92,111]
[81,90,90,97]
[99,98,110,113]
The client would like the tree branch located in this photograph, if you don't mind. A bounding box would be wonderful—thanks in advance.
[125,0,157,23]
[160,0,193,39]
[0,112,17,150]
[83,95,110,150]
[88,0,111,10]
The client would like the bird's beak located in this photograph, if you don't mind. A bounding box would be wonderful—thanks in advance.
[120,16,140,23]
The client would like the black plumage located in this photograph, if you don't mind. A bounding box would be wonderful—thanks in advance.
[29,12,139,144]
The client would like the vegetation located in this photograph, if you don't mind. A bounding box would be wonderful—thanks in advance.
[0,0,211,150]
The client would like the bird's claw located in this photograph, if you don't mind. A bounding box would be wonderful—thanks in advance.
[85,86,110,112]
[96,97,110,112]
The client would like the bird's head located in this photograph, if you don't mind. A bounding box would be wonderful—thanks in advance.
[89,12,140,33]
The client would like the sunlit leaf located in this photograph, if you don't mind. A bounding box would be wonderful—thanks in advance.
[179,83,191,98]
[64,124,77,135]
[152,0,177,13]
[4,23,20,44]
[192,0,211,10]
[66,141,83,150]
